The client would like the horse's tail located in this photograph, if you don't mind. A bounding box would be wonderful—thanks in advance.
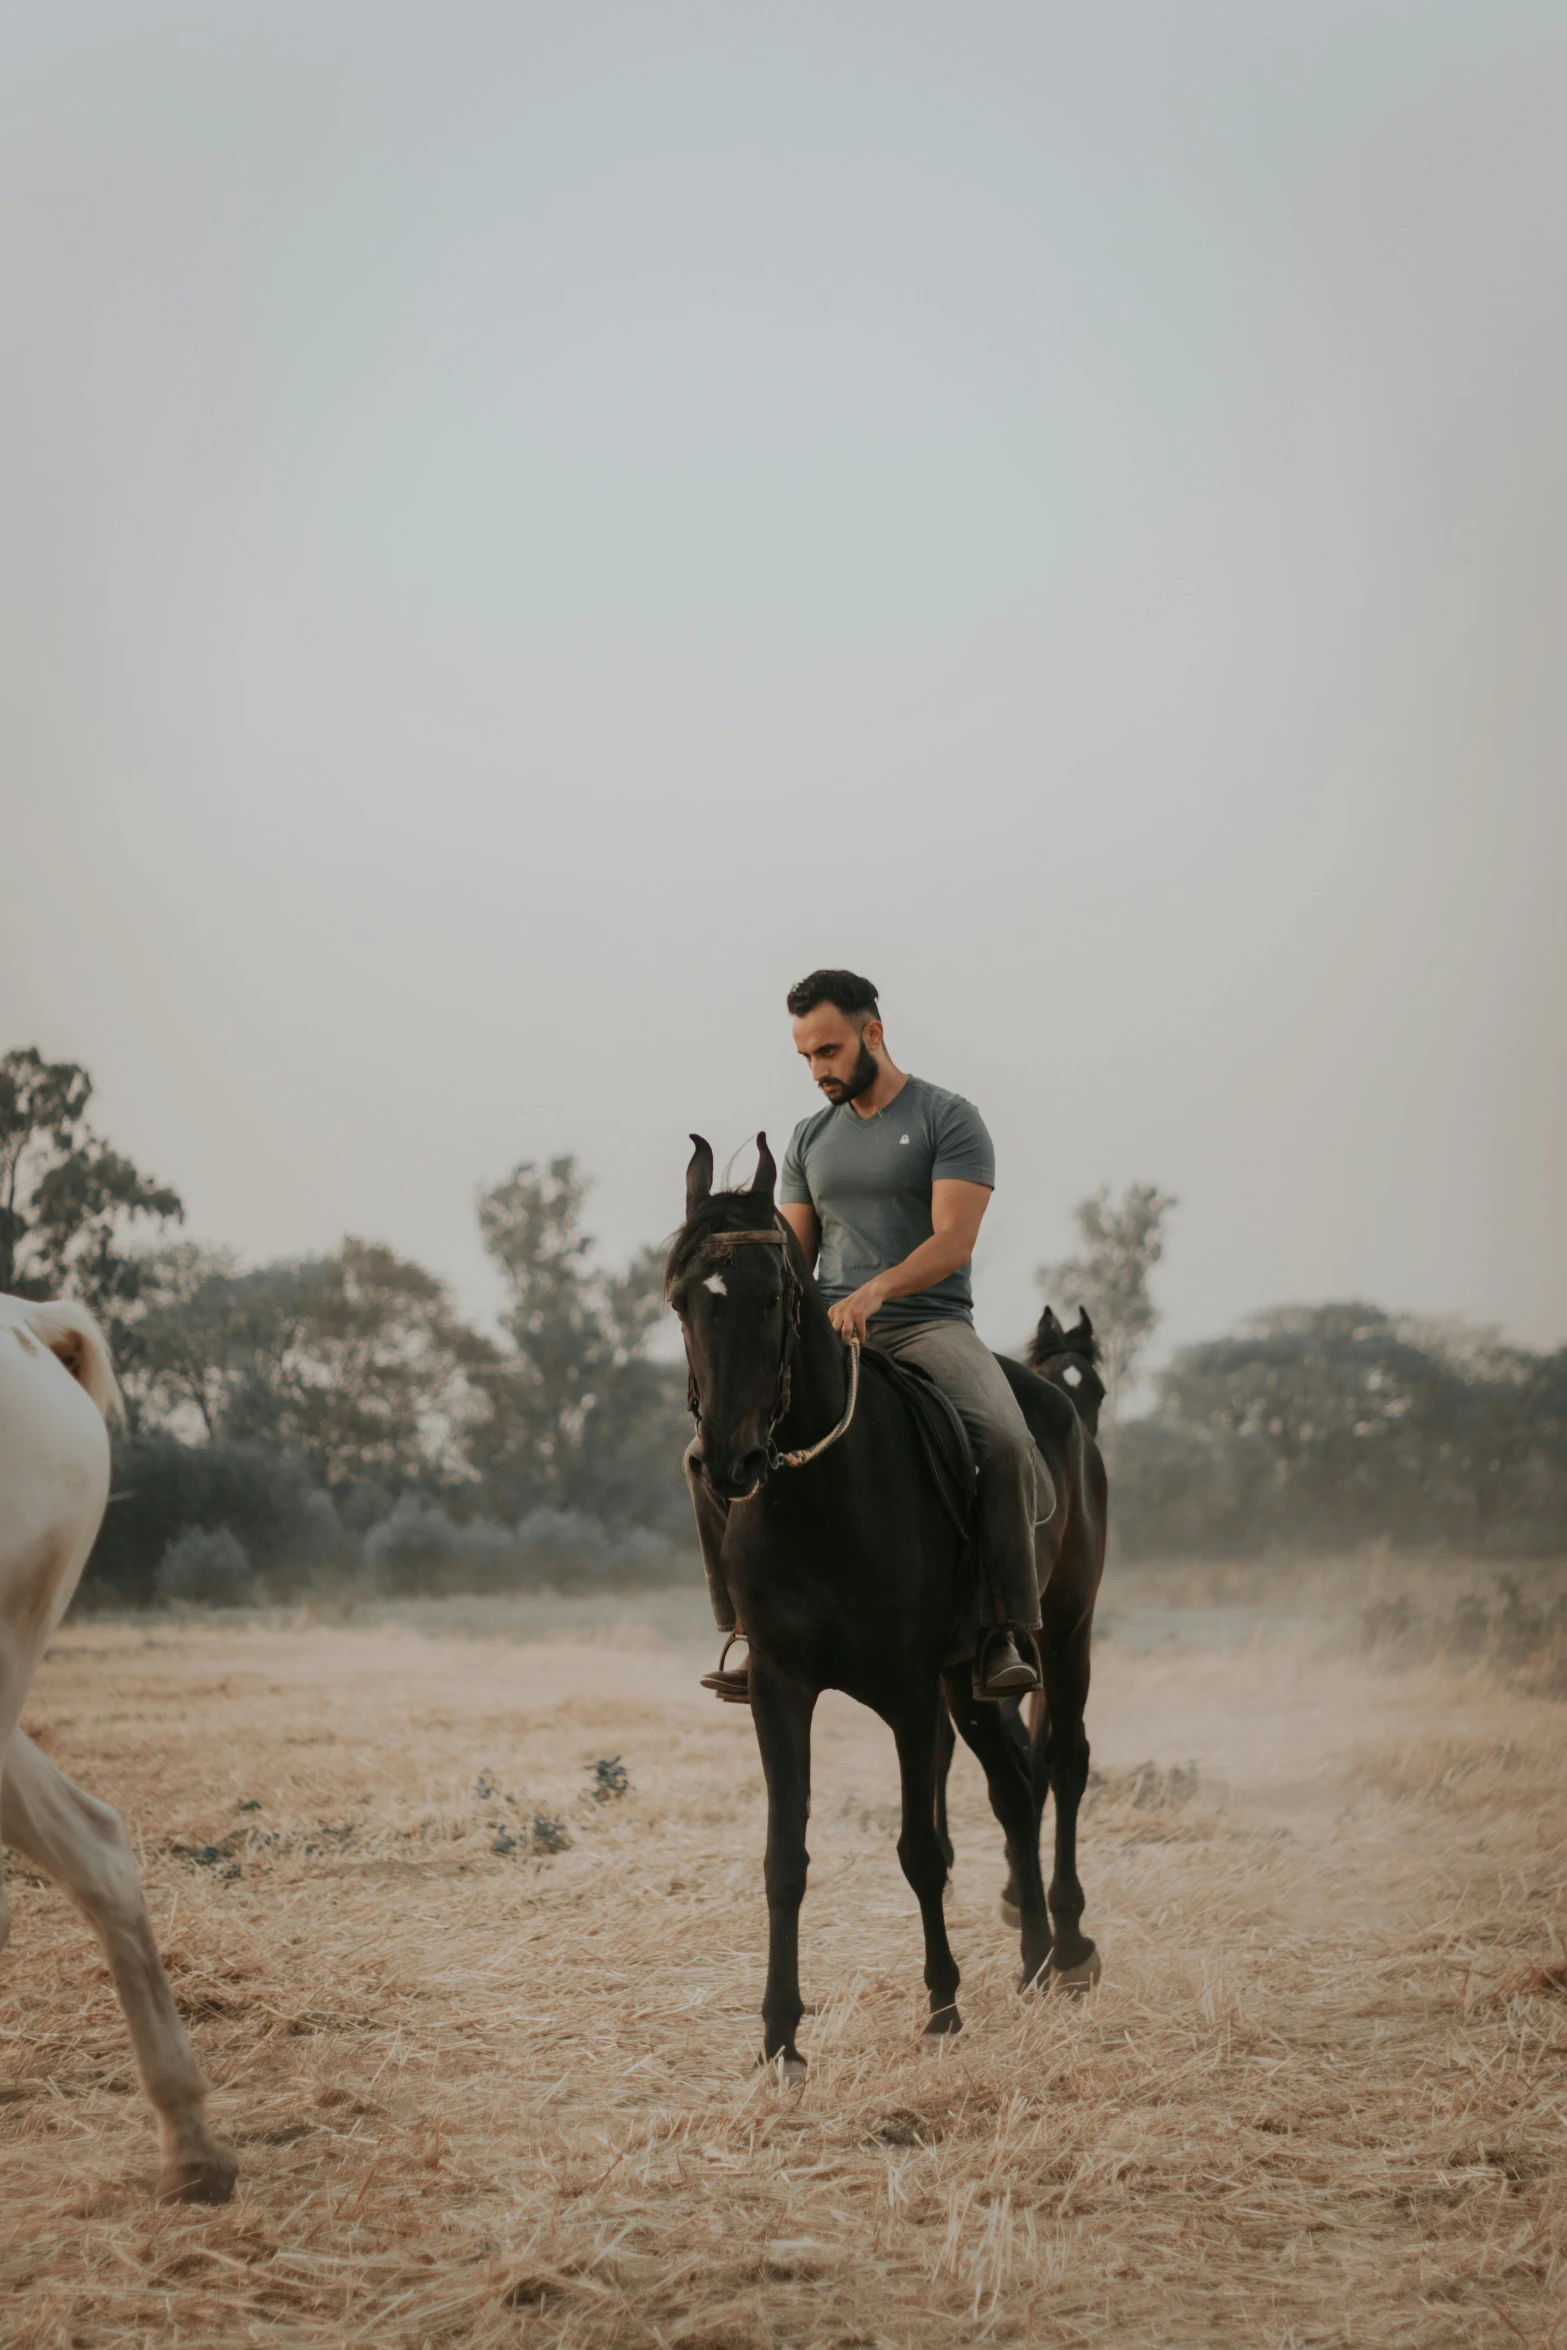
[22,1300,126,1428]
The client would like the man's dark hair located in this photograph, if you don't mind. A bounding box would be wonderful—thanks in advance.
[785,968,880,1024]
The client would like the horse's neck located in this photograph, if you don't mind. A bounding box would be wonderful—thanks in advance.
[779,1282,848,1446]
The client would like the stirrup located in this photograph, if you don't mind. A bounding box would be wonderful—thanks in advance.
[699,1632,751,1705]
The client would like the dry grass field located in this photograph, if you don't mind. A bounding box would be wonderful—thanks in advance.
[3,1588,1565,2349]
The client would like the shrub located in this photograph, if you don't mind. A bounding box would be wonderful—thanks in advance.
[81,1434,356,1606]
[360,1499,690,1595]
[156,1524,252,1606]
[363,1498,518,1594]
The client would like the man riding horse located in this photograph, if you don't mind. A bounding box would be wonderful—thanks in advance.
[688,967,1048,1705]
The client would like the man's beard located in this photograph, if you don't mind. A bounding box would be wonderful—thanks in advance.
[821,1040,879,1104]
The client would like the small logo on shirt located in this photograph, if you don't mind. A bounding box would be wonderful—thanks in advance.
[899,1134,911,1145]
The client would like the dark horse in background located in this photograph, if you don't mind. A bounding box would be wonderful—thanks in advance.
[935,1305,1108,1932]
[668,1136,1107,2077]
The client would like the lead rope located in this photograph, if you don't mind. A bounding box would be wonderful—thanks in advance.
[771,1335,860,1471]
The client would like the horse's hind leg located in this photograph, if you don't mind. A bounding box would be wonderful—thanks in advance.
[749,1663,817,2079]
[1,1729,237,2203]
[894,1697,962,2034]
[996,1693,1038,1928]
[932,1702,956,1881]
[942,1672,1050,1989]
[1039,1631,1099,1987]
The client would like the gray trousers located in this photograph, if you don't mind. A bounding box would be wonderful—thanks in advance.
[686,1314,1051,1636]
[869,1317,1050,1630]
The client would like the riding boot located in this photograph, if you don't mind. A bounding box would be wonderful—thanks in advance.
[699,1631,751,1705]
[974,1625,1041,1702]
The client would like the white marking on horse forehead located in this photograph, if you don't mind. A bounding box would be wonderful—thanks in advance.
[703,1272,728,1296]
[1063,1363,1082,1386]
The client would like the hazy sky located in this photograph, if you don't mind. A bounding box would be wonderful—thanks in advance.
[4,0,1564,1366]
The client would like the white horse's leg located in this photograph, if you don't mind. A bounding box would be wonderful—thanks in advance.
[0,1636,44,1965]
[1,1728,236,2203]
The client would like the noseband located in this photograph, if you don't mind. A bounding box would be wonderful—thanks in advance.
[675,1225,860,1474]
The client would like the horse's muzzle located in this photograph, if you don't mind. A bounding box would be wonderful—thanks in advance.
[694,1445,769,1502]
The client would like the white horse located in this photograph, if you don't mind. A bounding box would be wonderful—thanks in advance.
[0,1292,236,2203]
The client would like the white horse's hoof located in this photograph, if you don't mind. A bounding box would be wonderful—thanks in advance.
[157,2140,238,2205]
[1050,1949,1102,1996]
[998,1896,1021,1930]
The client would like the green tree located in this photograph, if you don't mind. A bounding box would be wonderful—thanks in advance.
[473,1157,685,1522]
[258,1240,496,1498]
[118,1243,250,1437]
[128,1238,496,1503]
[1117,1304,1567,1557]
[0,1047,183,1316]
[1037,1182,1177,1426]
[1153,1303,1468,1542]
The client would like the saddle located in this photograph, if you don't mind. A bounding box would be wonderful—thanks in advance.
[859,1347,1046,1688]
[856,1346,975,1538]
[856,1348,995,1677]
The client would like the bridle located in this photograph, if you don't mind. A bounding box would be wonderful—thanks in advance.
[672,1224,861,1475]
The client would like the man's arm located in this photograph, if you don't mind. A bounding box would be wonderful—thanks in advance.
[778,1200,819,1265]
[826,1179,991,1343]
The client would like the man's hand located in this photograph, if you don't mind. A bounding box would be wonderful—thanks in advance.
[828,1280,889,1344]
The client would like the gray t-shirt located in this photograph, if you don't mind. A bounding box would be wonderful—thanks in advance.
[780,1075,995,1327]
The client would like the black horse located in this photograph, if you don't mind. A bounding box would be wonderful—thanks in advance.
[668,1135,1103,2077]
[1028,1306,1107,1437]
[934,1302,1109,1933]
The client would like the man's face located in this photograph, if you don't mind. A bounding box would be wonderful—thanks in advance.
[792,1005,882,1104]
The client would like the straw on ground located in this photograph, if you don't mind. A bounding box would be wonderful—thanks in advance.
[2,1607,1563,2347]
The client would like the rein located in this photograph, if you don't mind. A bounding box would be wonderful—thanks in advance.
[676,1224,861,1474]
[773,1332,860,1469]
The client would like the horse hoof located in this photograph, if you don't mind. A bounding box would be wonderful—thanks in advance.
[764,2053,807,2087]
[997,1896,1021,1931]
[1049,1948,1102,1997]
[157,2142,238,2205]
[923,2005,962,2038]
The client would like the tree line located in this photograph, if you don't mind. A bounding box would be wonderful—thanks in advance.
[3,1048,691,1603]
[4,1045,1563,1602]
[1040,1183,1567,1558]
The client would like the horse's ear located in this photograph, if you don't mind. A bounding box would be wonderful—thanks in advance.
[1073,1308,1095,1343]
[750,1131,777,1206]
[1038,1305,1065,1343]
[686,1136,714,1219]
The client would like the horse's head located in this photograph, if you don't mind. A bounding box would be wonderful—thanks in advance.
[667,1133,797,1499]
[1027,1305,1106,1435]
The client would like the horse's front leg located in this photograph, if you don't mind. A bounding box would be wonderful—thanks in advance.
[749,1660,816,2079]
[932,1701,956,1881]
[2,1730,237,2203]
[894,1694,963,2034]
